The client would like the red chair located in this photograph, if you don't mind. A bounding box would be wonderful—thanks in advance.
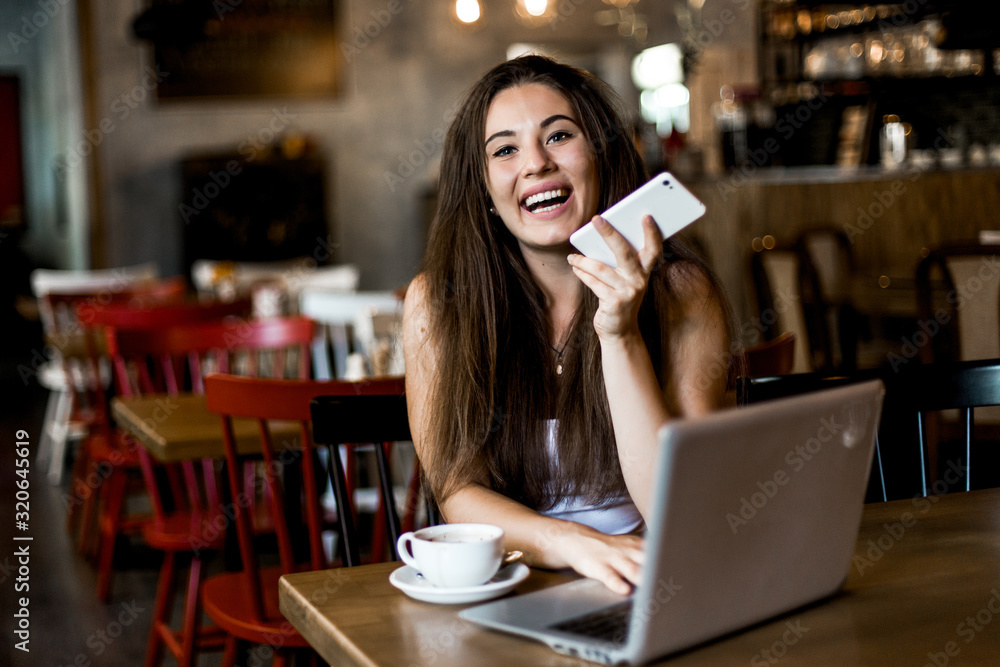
[50,278,191,555]
[35,275,187,484]
[744,332,797,377]
[103,315,314,667]
[69,296,254,596]
[202,374,406,666]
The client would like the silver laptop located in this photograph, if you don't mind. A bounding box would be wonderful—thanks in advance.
[459,380,885,665]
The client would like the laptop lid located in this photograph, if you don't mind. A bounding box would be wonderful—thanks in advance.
[459,380,885,665]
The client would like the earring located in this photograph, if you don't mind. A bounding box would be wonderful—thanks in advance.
[489,205,498,216]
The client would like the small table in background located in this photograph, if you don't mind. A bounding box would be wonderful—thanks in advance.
[111,393,299,462]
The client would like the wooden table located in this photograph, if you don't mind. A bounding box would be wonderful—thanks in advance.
[279,488,1000,666]
[111,393,299,462]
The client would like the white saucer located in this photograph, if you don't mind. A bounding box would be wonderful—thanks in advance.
[389,563,530,604]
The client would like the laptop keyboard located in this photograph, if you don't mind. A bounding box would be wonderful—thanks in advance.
[550,600,633,646]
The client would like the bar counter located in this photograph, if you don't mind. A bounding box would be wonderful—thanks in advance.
[686,165,1000,323]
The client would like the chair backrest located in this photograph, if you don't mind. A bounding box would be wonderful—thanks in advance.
[81,294,251,332]
[30,262,159,297]
[796,228,855,305]
[203,374,406,624]
[299,288,403,379]
[797,228,859,369]
[310,387,419,565]
[102,315,315,521]
[744,332,796,377]
[741,358,1000,501]
[105,316,315,396]
[37,275,186,355]
[749,248,819,373]
[916,243,1000,363]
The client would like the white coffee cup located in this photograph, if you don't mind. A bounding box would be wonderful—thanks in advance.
[396,523,504,588]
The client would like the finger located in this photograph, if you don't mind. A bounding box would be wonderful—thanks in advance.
[567,255,627,292]
[569,265,617,302]
[592,216,643,271]
[599,568,634,596]
[639,215,664,272]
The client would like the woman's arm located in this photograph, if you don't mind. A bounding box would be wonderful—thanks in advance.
[402,273,644,595]
[567,216,730,520]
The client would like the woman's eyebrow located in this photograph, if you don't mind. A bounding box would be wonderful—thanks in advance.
[540,114,576,128]
[485,129,514,146]
[484,114,579,147]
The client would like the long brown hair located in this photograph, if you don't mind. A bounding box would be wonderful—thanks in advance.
[421,55,730,510]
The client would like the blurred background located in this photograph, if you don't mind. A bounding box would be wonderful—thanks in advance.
[2,0,1000,361]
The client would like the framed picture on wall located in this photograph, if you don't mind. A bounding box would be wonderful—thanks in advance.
[133,0,341,100]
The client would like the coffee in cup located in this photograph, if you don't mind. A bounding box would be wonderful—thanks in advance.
[396,523,504,588]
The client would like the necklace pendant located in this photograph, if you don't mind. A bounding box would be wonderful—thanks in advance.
[556,363,563,376]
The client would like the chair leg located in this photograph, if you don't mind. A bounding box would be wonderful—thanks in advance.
[96,468,128,601]
[178,555,204,667]
[47,387,73,484]
[36,387,61,468]
[145,551,177,667]
[221,636,239,667]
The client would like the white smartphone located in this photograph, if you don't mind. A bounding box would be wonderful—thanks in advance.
[569,172,706,268]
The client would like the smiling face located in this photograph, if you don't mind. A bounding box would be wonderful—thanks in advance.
[483,83,600,253]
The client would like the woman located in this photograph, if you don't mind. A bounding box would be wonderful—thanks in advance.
[403,55,736,594]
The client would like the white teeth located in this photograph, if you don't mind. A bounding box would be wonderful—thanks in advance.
[524,189,568,209]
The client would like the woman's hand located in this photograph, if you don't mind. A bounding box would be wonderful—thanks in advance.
[547,523,645,596]
[567,214,663,341]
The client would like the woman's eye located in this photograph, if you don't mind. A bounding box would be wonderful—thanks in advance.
[548,131,572,144]
[492,145,515,158]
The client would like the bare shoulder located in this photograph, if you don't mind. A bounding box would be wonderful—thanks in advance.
[663,260,725,322]
[661,260,732,415]
[403,272,433,345]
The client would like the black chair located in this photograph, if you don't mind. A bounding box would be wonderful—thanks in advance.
[749,247,827,373]
[740,358,1000,502]
[311,391,437,566]
[796,228,862,370]
[915,242,1000,364]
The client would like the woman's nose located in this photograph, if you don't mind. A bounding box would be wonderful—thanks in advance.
[521,142,555,176]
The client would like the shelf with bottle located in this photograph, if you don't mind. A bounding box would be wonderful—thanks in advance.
[760,1,999,86]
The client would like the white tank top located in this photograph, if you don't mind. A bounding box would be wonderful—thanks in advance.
[538,420,644,535]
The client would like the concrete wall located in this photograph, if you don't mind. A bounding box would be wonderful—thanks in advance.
[79,0,680,289]
[1,0,90,269]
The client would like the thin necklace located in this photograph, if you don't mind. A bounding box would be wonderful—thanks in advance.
[548,333,570,376]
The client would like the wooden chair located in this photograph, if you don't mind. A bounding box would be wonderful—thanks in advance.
[744,332,796,377]
[749,248,825,373]
[202,374,408,666]
[28,265,179,483]
[915,242,1000,364]
[298,288,402,379]
[740,358,1000,502]
[310,386,430,566]
[67,295,251,585]
[103,315,314,667]
[796,228,861,369]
